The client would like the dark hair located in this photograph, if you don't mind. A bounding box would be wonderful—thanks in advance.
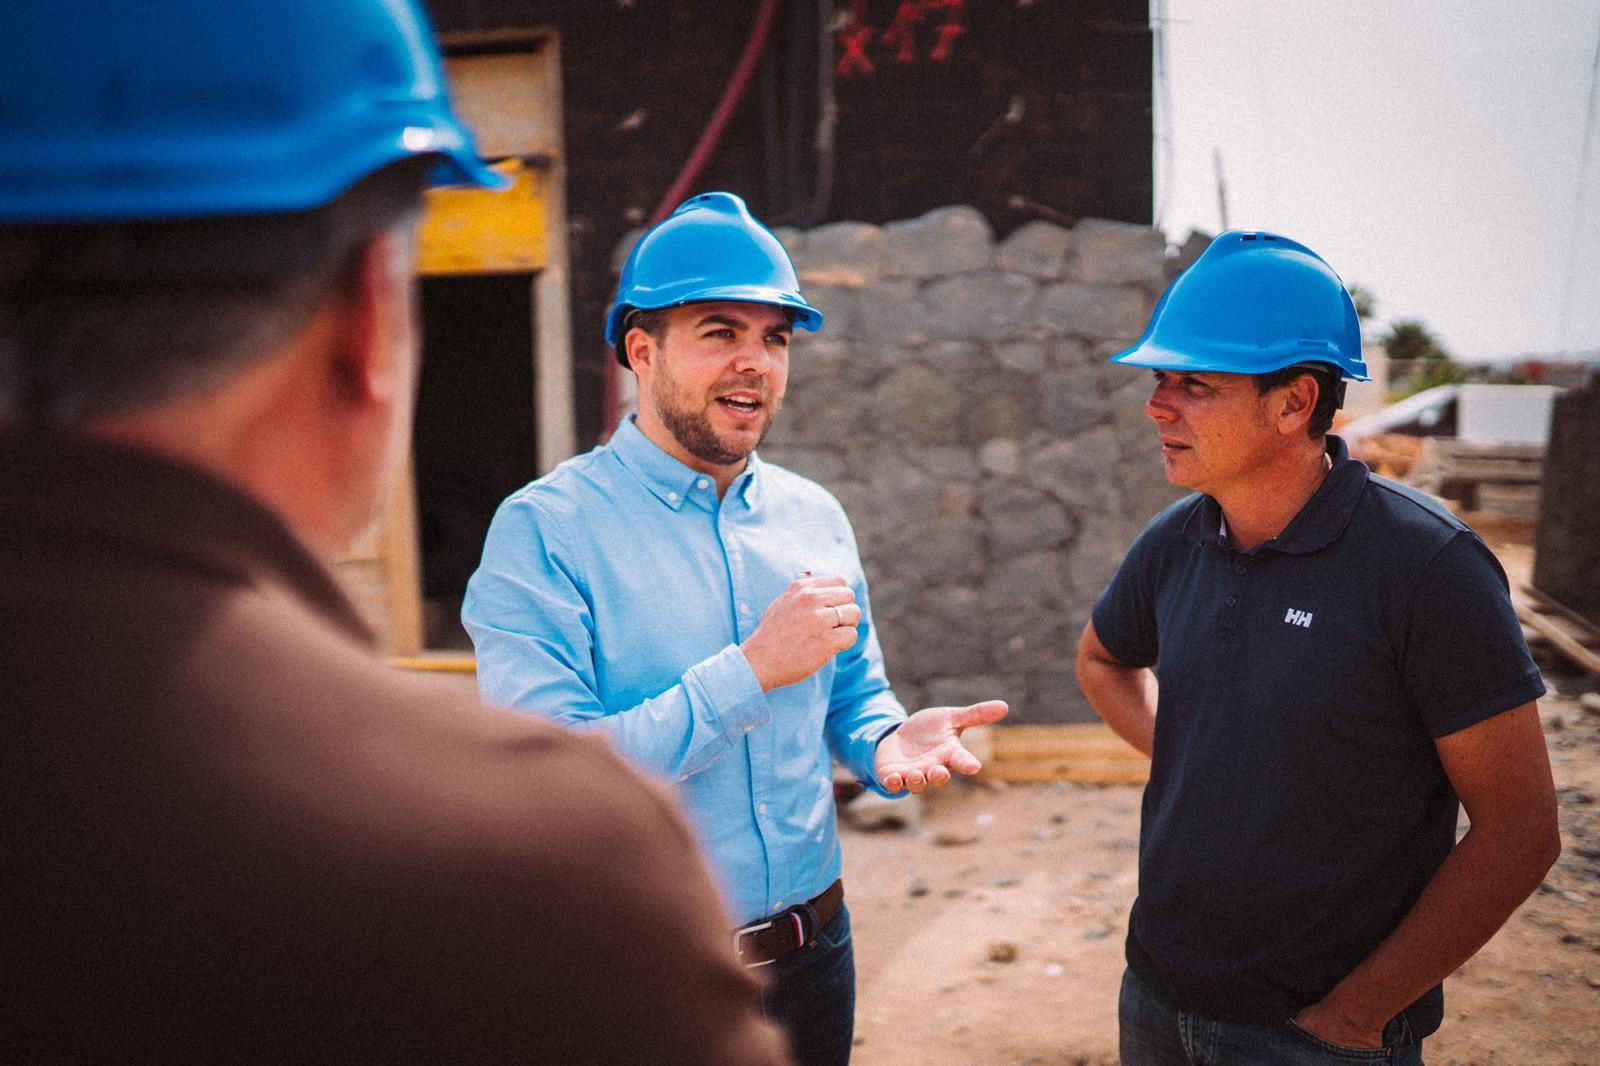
[1253,364,1341,438]
[0,160,431,427]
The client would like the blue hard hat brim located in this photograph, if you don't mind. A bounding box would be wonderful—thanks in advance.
[1110,340,1372,382]
[605,292,823,348]
[0,119,510,224]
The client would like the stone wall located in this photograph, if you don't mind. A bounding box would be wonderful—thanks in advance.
[426,0,1152,451]
[758,207,1183,723]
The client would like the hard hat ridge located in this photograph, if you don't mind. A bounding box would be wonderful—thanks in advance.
[605,191,823,355]
[0,0,506,224]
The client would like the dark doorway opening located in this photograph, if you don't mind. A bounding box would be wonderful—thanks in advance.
[415,273,540,649]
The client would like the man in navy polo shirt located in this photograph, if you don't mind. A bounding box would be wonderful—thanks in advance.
[1076,231,1560,1064]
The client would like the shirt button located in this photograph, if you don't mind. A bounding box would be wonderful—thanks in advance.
[739,602,750,615]
[1234,564,1246,574]
[1225,595,1237,606]
[697,478,710,490]
[758,803,768,815]
[667,491,679,502]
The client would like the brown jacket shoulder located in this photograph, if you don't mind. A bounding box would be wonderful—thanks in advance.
[0,436,788,1064]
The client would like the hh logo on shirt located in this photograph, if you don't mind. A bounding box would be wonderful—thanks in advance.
[1284,608,1314,629]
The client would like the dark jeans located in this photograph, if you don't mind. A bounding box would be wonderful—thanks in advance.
[1120,967,1424,1065]
[759,904,855,1066]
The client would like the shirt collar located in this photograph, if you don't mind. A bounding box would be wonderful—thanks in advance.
[1183,435,1368,554]
[609,414,761,512]
[0,429,374,644]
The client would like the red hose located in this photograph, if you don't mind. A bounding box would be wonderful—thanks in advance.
[604,0,784,436]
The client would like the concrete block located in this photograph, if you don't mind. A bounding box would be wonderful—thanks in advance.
[984,549,1070,608]
[1040,363,1109,436]
[796,220,887,287]
[977,481,1076,560]
[959,368,1045,441]
[978,437,1023,477]
[916,445,982,482]
[890,515,987,585]
[853,278,929,348]
[993,220,1073,279]
[925,674,1012,711]
[993,339,1048,374]
[920,341,986,375]
[1035,282,1152,341]
[1066,218,1167,289]
[923,271,1039,342]
[1026,426,1123,513]
[799,283,863,345]
[990,602,1071,673]
[866,362,967,444]
[884,205,994,277]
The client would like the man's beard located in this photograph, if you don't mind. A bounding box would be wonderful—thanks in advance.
[651,370,780,467]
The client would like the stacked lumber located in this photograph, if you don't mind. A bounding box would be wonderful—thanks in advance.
[1352,432,1427,479]
[1516,583,1600,676]
[1408,438,1544,518]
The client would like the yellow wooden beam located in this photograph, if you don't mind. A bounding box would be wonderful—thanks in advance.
[390,652,478,674]
[417,158,549,276]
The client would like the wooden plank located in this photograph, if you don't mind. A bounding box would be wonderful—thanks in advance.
[987,723,1150,785]
[1430,440,1546,463]
[1443,500,1537,541]
[1517,584,1600,675]
[1430,460,1544,483]
[994,723,1148,760]
[1475,483,1541,518]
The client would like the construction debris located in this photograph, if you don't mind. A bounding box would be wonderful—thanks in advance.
[1410,438,1545,518]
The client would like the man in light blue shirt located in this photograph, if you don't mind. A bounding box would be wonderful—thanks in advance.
[464,192,1007,1066]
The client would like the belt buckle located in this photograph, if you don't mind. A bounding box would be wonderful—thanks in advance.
[734,917,778,968]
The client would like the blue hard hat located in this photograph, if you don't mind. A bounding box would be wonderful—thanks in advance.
[605,192,823,351]
[0,0,506,223]
[1111,231,1370,381]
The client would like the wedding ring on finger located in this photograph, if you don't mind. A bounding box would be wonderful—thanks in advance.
[832,604,845,627]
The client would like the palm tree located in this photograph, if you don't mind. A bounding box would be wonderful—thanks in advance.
[1384,319,1464,396]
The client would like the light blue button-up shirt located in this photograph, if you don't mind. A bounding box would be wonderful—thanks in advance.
[462,416,907,925]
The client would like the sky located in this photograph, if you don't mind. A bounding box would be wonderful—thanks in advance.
[1154,0,1600,363]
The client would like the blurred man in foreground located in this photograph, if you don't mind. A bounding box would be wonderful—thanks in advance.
[0,3,786,1062]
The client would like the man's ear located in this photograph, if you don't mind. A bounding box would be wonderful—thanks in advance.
[623,325,656,377]
[1275,372,1319,435]
[334,229,415,405]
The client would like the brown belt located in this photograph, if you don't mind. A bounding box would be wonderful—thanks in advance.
[733,879,844,968]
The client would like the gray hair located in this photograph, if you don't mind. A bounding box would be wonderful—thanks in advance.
[0,161,430,427]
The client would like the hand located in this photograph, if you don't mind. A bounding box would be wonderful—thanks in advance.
[1291,1001,1384,1051]
[874,701,1009,794]
[740,575,862,692]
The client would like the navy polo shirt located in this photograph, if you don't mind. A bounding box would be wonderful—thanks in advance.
[1092,435,1545,1037]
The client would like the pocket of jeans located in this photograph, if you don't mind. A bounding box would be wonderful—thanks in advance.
[1284,1017,1391,1060]
[811,905,852,952]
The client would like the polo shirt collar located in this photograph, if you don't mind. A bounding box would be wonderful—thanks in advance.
[1184,435,1369,555]
[610,414,761,511]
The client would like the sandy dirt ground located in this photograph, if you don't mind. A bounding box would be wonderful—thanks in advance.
[842,541,1600,1066]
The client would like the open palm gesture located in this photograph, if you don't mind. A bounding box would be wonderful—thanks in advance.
[874,700,1009,794]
